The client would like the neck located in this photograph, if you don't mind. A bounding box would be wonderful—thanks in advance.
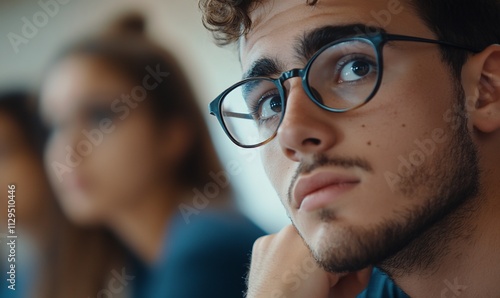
[106,184,179,265]
[383,177,500,297]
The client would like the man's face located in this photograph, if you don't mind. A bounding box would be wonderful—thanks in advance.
[241,0,479,272]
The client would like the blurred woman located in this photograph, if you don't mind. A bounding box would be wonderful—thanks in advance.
[0,91,122,298]
[0,90,50,298]
[39,15,264,298]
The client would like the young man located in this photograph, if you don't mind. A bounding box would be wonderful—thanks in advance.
[201,0,500,297]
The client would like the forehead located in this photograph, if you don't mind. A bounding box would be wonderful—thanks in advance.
[240,0,431,71]
[40,56,132,118]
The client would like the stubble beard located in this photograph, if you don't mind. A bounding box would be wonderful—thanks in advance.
[297,86,481,276]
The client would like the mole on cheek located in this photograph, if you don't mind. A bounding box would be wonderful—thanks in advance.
[367,141,372,146]
[402,124,406,128]
[362,124,366,128]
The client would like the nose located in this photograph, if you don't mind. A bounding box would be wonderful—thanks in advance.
[62,119,84,148]
[277,79,338,162]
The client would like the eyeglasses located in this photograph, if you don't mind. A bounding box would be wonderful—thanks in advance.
[209,32,480,148]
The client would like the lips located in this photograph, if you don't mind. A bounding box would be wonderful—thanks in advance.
[293,171,360,211]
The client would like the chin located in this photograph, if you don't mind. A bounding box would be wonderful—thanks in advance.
[297,211,388,273]
[58,198,102,227]
[308,225,376,273]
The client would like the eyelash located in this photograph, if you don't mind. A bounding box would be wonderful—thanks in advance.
[334,54,378,81]
[248,90,280,118]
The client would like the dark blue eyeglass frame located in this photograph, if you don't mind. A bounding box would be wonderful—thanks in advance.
[209,31,481,148]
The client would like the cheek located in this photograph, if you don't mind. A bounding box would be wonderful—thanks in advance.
[84,117,160,200]
[43,134,96,222]
[332,72,457,222]
[260,141,296,205]
[44,134,70,190]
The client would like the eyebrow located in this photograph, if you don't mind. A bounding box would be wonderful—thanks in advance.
[296,24,386,60]
[243,57,283,80]
[243,24,386,80]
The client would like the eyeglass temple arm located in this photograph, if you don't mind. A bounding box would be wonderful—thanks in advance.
[385,34,482,53]
[222,111,254,120]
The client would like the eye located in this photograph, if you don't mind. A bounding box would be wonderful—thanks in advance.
[88,106,115,125]
[257,93,282,120]
[338,59,375,83]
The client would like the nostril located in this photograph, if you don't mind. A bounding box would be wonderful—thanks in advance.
[302,138,321,146]
[285,148,295,157]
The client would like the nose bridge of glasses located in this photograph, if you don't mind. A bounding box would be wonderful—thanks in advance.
[279,68,309,100]
[280,68,304,82]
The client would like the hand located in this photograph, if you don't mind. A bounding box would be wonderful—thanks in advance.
[246,225,372,298]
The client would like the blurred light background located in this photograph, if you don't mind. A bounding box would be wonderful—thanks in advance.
[0,0,289,233]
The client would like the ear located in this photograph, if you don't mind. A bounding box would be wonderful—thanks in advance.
[462,44,500,133]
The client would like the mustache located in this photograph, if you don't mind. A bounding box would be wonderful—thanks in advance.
[287,154,373,204]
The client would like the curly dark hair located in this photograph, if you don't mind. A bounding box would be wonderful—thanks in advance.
[199,0,500,78]
[199,0,318,45]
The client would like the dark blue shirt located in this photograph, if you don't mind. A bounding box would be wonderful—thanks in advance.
[358,268,409,297]
[130,210,407,298]
[133,210,265,298]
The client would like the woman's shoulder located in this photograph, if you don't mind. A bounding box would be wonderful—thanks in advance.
[165,209,266,256]
[142,210,266,298]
